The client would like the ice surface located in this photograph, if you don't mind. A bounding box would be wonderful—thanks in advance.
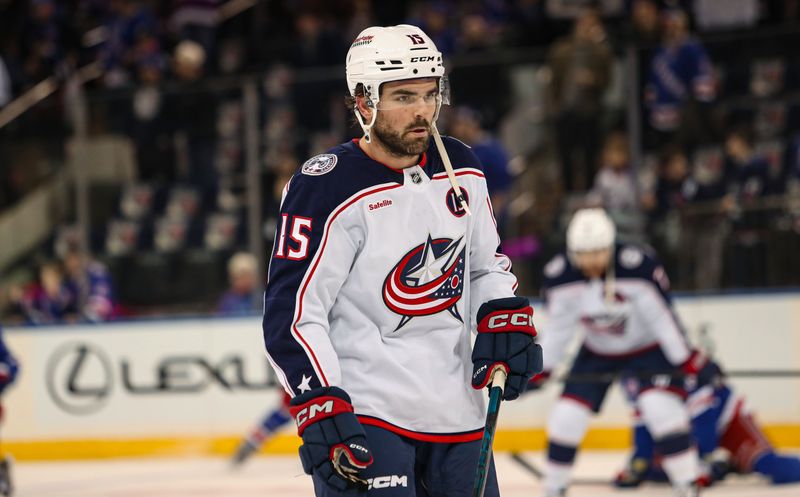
[14,451,800,497]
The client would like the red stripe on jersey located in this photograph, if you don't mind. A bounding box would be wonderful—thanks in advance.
[357,416,483,443]
[292,183,403,386]
[431,169,485,180]
[583,342,660,359]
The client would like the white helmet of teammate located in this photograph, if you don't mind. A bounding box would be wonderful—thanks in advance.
[566,208,616,254]
[346,24,447,142]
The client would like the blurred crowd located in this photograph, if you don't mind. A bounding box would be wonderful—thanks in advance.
[2,0,800,323]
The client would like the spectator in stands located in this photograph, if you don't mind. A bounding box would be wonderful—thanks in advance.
[62,245,116,322]
[170,0,221,72]
[628,0,661,46]
[129,50,175,183]
[21,0,75,84]
[723,127,771,287]
[448,106,514,218]
[217,252,260,315]
[644,9,716,148]
[99,0,159,88]
[407,3,457,56]
[723,128,771,202]
[586,131,646,243]
[644,146,728,290]
[10,261,75,325]
[172,40,219,202]
[547,6,613,192]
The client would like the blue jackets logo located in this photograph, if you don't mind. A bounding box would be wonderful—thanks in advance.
[301,154,338,176]
[382,235,465,330]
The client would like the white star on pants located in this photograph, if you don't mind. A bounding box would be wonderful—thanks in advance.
[297,374,312,393]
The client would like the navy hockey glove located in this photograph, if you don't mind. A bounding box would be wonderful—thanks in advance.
[471,297,543,400]
[289,386,373,492]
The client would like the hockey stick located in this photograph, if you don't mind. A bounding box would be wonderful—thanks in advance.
[554,369,800,384]
[472,366,507,497]
[510,452,610,486]
[431,124,472,216]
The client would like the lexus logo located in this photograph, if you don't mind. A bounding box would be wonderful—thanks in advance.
[46,342,113,415]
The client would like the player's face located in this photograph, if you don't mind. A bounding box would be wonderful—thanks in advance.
[573,248,612,279]
[372,78,438,157]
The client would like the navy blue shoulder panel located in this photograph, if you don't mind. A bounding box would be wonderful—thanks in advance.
[289,140,405,211]
[614,244,673,303]
[541,251,584,292]
[427,135,485,175]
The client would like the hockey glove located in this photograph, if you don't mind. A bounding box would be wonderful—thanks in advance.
[289,386,373,492]
[681,351,722,389]
[471,297,543,400]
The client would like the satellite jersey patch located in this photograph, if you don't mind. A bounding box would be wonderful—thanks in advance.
[301,154,338,176]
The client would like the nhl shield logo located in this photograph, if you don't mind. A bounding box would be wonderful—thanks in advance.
[382,235,465,331]
[301,154,338,176]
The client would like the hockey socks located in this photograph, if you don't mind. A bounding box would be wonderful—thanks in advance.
[260,407,291,434]
[544,397,592,493]
[638,390,700,487]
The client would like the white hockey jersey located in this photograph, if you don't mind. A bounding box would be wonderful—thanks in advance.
[539,246,692,372]
[262,136,517,442]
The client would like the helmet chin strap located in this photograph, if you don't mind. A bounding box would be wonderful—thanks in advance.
[354,105,378,143]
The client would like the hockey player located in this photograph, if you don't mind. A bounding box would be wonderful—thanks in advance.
[615,366,800,487]
[230,391,291,466]
[0,325,20,497]
[262,24,542,496]
[529,208,715,497]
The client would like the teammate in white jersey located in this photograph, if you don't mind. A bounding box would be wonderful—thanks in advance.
[262,24,542,496]
[528,208,716,497]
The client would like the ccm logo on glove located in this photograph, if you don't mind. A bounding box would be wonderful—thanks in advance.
[478,308,537,335]
[291,396,353,435]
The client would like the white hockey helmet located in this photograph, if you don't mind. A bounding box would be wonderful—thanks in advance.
[346,24,447,141]
[566,208,616,253]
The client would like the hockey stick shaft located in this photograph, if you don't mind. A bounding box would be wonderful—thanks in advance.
[510,452,609,486]
[431,124,472,216]
[557,369,800,384]
[472,366,507,497]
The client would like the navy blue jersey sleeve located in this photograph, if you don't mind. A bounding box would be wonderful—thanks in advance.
[262,162,360,396]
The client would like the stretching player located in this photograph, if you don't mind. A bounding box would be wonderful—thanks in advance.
[0,325,19,497]
[615,366,800,487]
[262,24,542,496]
[529,208,712,497]
[230,391,291,466]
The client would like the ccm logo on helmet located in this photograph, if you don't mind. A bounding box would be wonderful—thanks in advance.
[294,400,334,428]
[410,56,435,62]
[488,312,533,329]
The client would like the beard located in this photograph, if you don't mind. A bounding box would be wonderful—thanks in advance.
[372,116,431,158]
